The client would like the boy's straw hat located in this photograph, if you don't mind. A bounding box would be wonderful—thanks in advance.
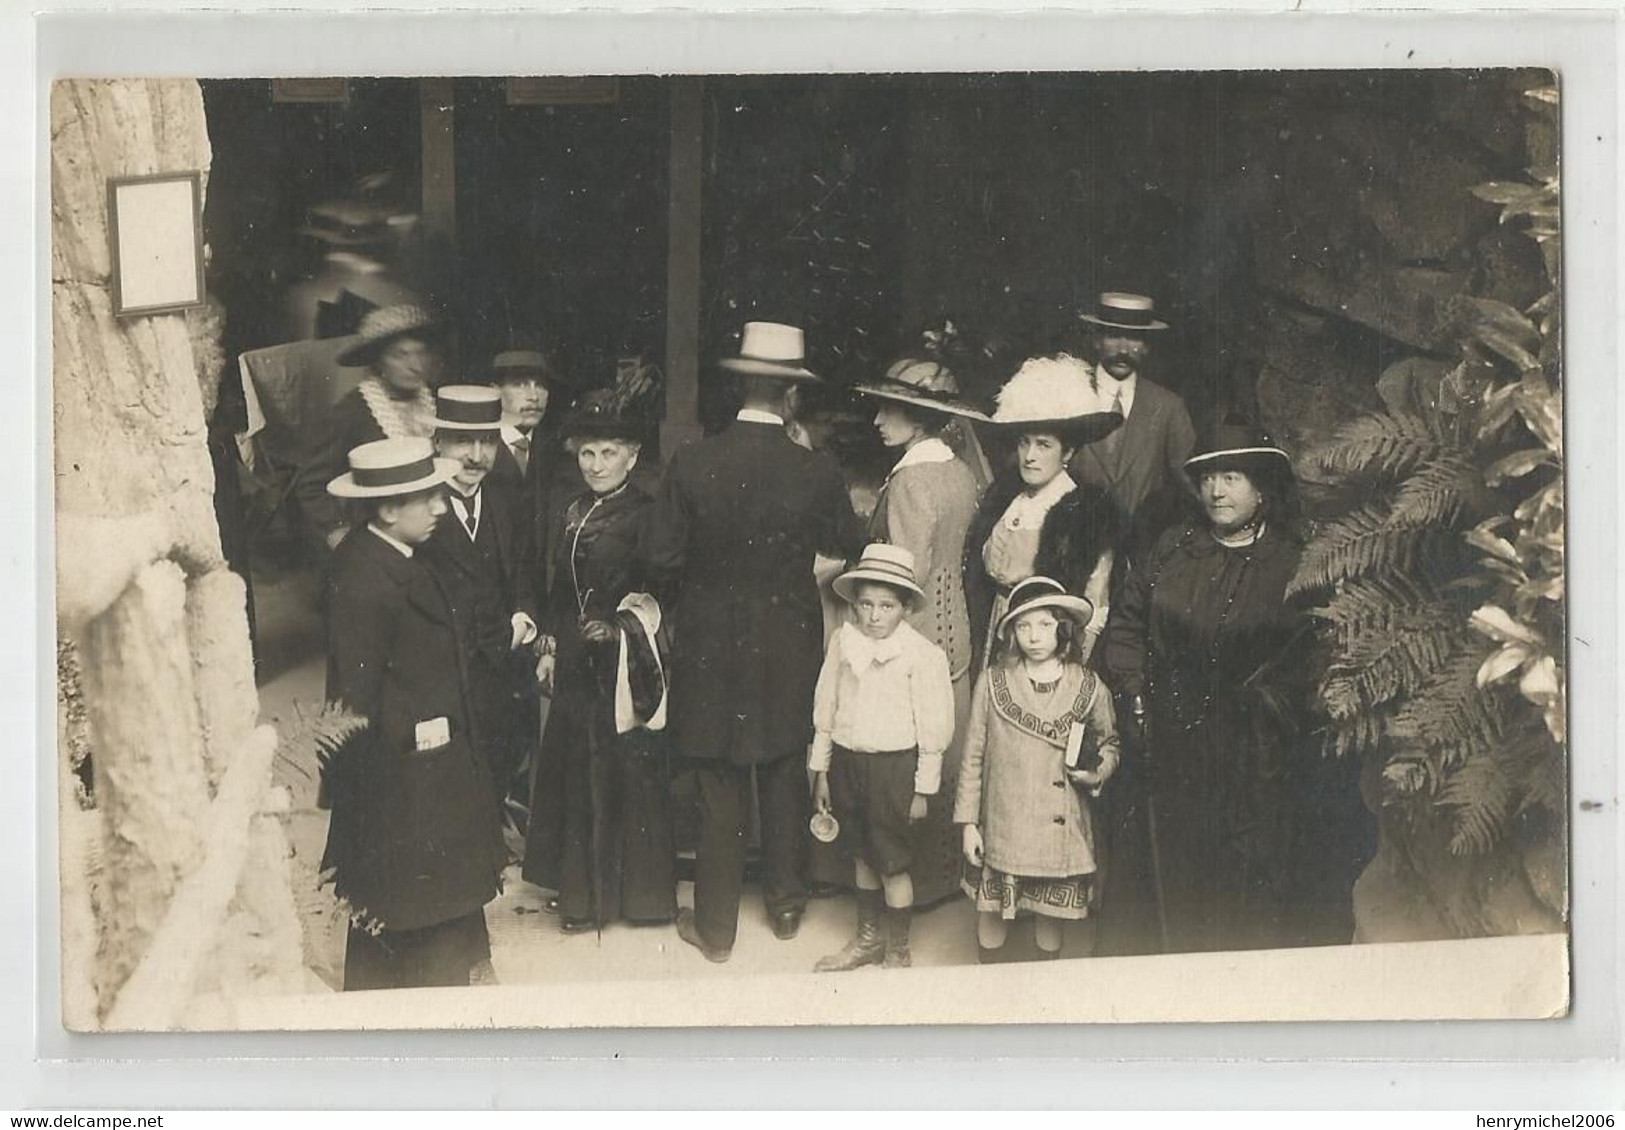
[832,543,926,605]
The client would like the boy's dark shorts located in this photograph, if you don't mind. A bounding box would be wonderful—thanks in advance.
[828,744,918,877]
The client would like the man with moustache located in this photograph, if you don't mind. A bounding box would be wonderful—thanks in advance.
[421,386,542,842]
[321,437,507,989]
[487,350,579,589]
[1069,292,1197,568]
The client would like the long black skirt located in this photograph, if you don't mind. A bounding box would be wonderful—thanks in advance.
[342,910,490,992]
[523,683,676,926]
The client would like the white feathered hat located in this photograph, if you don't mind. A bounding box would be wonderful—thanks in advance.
[991,354,1125,446]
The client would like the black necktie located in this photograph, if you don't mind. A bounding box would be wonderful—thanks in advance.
[511,431,531,475]
[454,491,479,538]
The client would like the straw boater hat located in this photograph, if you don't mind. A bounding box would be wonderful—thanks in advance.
[336,304,440,368]
[326,436,458,499]
[831,543,926,606]
[430,385,503,432]
[562,388,646,443]
[716,321,820,383]
[1182,417,1293,485]
[852,356,990,422]
[995,576,1094,637]
[1079,292,1170,332]
[991,354,1125,446]
[491,349,564,389]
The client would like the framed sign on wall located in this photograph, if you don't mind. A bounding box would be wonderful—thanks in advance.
[107,171,205,317]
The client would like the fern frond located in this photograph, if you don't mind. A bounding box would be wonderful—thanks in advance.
[1289,505,1424,596]
[1307,412,1441,482]
[1388,455,1483,529]
[1439,751,1519,855]
[1389,647,1506,755]
[1320,603,1463,717]
[276,700,369,782]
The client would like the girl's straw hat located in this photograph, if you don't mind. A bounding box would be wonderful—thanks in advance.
[995,575,1094,637]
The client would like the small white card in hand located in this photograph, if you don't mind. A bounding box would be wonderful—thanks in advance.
[1065,721,1086,769]
[415,717,450,752]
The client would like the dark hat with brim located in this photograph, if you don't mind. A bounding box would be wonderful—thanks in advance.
[562,390,646,443]
[716,321,821,383]
[1080,291,1170,332]
[995,576,1094,637]
[1183,419,1292,482]
[492,349,566,388]
[335,304,440,368]
[854,359,990,422]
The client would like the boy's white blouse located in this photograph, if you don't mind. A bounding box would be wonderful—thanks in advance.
[806,620,955,794]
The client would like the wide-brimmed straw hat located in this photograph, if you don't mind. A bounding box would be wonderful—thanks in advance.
[995,576,1094,637]
[853,357,990,422]
[832,543,926,606]
[716,321,820,383]
[336,304,440,368]
[1183,418,1293,483]
[327,436,458,499]
[991,354,1125,447]
[431,385,503,432]
[562,389,647,443]
[1079,291,1170,332]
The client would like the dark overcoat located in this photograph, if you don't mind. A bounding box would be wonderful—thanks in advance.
[292,386,388,543]
[643,419,864,765]
[1069,377,1197,566]
[1100,521,1319,953]
[321,527,507,933]
[420,475,540,789]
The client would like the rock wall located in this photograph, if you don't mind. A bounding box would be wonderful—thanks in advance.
[53,78,304,1029]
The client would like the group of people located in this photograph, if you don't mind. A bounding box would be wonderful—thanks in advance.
[308,291,1358,992]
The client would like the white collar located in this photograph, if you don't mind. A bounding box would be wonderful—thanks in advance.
[366,523,415,558]
[1096,368,1138,412]
[500,423,531,447]
[892,436,956,474]
[447,485,482,513]
[736,408,785,426]
[838,620,911,669]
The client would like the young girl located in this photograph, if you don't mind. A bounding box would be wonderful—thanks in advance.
[954,576,1121,961]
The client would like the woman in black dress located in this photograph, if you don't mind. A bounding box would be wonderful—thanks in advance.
[522,391,676,933]
[1102,418,1326,954]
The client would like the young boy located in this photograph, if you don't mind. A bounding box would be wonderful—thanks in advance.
[809,543,955,969]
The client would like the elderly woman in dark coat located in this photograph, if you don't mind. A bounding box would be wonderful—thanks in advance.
[1101,419,1318,955]
[964,355,1126,672]
[522,390,676,933]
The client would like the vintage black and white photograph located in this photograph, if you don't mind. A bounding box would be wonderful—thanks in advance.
[51,68,1569,1031]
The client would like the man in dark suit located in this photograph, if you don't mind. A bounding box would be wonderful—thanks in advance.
[645,322,865,962]
[1069,292,1198,567]
[486,349,576,603]
[321,436,508,991]
[420,386,542,842]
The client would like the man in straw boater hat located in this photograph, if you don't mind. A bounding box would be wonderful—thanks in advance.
[644,321,865,962]
[320,437,509,990]
[293,303,446,558]
[419,386,543,854]
[1070,292,1197,567]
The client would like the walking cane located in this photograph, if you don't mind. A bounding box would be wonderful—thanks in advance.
[1133,695,1173,954]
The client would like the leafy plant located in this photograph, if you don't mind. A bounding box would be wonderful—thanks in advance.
[1292,85,1565,859]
